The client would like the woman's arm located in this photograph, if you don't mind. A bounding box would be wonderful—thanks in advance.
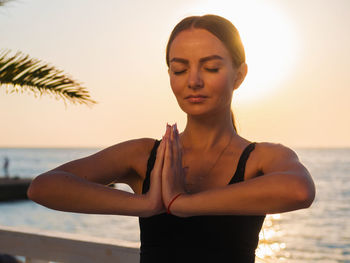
[163,126,315,217]
[27,138,166,217]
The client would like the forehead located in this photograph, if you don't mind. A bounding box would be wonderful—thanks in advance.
[169,28,231,60]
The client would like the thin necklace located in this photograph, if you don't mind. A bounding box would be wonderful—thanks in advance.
[182,132,234,188]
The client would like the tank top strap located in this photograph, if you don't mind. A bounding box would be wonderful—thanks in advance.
[142,140,257,192]
[142,139,161,194]
[229,142,257,184]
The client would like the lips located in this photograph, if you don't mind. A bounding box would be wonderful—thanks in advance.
[185,94,207,98]
[185,94,208,103]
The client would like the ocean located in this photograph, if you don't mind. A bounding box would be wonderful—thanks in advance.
[0,147,349,262]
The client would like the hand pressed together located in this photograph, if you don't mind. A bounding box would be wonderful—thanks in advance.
[162,124,187,208]
[146,123,187,216]
[145,135,166,215]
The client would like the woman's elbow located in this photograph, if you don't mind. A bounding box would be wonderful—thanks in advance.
[295,177,316,209]
[27,173,52,202]
[27,176,42,202]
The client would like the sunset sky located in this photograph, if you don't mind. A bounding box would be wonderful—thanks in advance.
[1,0,349,148]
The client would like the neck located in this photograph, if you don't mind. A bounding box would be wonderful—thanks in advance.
[181,109,236,151]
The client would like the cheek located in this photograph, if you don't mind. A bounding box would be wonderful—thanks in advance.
[169,76,188,113]
[169,76,184,97]
[207,73,233,95]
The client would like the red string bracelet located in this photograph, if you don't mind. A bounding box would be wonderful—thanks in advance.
[167,193,183,215]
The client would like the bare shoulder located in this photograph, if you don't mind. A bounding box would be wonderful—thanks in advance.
[253,142,303,174]
[111,137,157,167]
[101,137,157,179]
[252,142,315,205]
[254,142,299,159]
[106,137,156,156]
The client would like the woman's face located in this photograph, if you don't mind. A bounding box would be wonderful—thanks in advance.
[168,28,241,117]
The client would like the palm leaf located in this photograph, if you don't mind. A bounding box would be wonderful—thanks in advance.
[0,0,10,6]
[0,50,96,106]
[0,0,13,9]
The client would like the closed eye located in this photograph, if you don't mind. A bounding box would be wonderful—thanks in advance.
[205,68,219,73]
[173,69,187,75]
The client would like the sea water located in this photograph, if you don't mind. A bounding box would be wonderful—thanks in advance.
[0,147,349,262]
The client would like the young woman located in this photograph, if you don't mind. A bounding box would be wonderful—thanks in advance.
[28,15,315,262]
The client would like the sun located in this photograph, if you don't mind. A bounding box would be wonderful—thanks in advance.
[183,0,299,102]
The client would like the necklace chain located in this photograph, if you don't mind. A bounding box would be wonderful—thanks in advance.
[205,133,234,178]
[182,133,234,186]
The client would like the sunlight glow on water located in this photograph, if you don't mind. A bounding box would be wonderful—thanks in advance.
[256,214,287,262]
[1,148,350,262]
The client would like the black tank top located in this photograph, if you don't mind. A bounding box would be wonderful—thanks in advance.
[139,140,265,263]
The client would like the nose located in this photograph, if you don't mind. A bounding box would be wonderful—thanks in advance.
[188,68,204,90]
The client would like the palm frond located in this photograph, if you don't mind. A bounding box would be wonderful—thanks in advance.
[0,0,12,7]
[0,50,96,106]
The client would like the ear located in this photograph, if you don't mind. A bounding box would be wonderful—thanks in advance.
[233,62,248,90]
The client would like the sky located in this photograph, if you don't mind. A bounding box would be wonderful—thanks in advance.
[0,0,349,148]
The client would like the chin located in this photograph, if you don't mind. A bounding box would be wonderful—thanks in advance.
[179,101,231,119]
[179,105,215,117]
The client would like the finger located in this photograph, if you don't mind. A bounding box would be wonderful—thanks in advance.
[170,124,175,142]
[172,124,179,164]
[174,123,182,160]
[164,128,173,165]
[157,138,165,158]
[164,123,170,137]
[165,124,172,161]
[178,136,183,161]
[165,123,171,141]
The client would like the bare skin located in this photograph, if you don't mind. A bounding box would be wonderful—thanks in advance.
[27,138,164,217]
[27,28,315,218]
[162,124,315,217]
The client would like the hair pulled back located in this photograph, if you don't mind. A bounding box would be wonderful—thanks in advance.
[166,14,245,132]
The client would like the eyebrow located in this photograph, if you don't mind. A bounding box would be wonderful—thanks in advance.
[170,55,223,65]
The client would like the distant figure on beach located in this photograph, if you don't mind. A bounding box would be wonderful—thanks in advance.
[3,157,9,178]
[27,14,315,262]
